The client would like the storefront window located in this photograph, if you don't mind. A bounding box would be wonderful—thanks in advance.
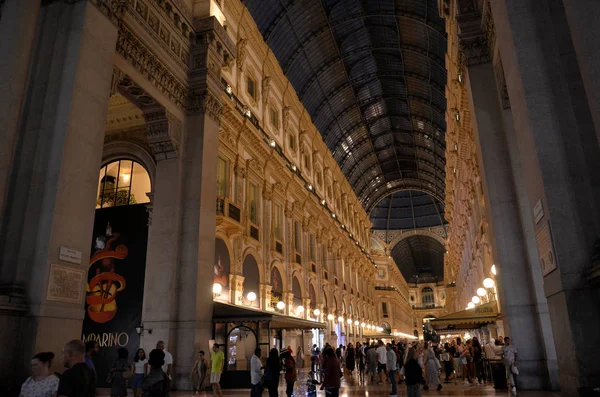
[96,160,150,208]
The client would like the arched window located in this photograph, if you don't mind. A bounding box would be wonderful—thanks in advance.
[421,287,434,305]
[97,160,150,208]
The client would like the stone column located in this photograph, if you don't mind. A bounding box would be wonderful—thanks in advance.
[0,0,41,232]
[458,8,550,389]
[230,274,245,305]
[260,283,272,311]
[491,0,600,393]
[0,0,119,381]
[140,107,182,356]
[302,297,310,320]
[561,0,600,143]
[168,16,235,389]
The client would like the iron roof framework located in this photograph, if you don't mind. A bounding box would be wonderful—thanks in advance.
[370,189,445,230]
[390,234,445,282]
[243,0,447,211]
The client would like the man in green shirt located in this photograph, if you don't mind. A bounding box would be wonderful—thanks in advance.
[210,343,224,397]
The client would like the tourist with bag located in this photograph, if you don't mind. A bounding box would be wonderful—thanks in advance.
[282,350,296,397]
[264,348,281,397]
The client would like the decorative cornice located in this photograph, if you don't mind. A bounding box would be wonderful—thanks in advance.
[459,34,491,66]
[116,24,187,109]
[89,0,127,26]
[188,88,223,121]
[143,107,181,159]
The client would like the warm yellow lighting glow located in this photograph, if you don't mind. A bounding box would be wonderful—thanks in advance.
[361,322,366,328]
[327,314,334,321]
[483,278,495,289]
[276,301,285,310]
[477,288,486,297]
[212,283,222,294]
[313,309,321,316]
[296,305,305,314]
[338,316,344,323]
[347,318,353,324]
[491,264,497,275]
[121,173,130,182]
[354,320,359,326]
[467,302,475,309]
[247,292,256,302]
[472,296,480,304]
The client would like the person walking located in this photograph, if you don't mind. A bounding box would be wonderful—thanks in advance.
[375,340,387,384]
[296,346,304,371]
[210,344,225,397]
[355,342,365,384]
[423,342,442,391]
[84,341,100,373]
[404,348,425,397]
[191,350,209,395]
[501,337,518,394]
[345,343,355,377]
[19,352,59,397]
[156,341,173,381]
[57,340,96,397]
[250,348,264,397]
[366,344,378,383]
[472,337,485,383]
[264,348,281,397]
[132,349,148,397]
[281,350,297,397]
[322,347,341,397]
[109,347,130,397]
[386,344,398,397]
[142,349,170,397]
[441,343,453,384]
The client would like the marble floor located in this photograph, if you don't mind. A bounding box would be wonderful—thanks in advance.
[97,371,561,397]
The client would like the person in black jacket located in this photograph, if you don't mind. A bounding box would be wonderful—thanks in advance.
[404,347,425,397]
[264,348,281,397]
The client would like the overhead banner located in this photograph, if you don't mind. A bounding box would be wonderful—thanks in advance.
[81,204,149,387]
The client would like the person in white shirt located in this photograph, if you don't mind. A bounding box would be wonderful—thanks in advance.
[386,344,398,397]
[501,337,518,393]
[375,340,388,384]
[250,348,264,397]
[157,341,173,380]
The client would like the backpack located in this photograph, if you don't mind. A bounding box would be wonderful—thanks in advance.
[144,372,170,397]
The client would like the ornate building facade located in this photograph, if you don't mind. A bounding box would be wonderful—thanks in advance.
[1,0,599,395]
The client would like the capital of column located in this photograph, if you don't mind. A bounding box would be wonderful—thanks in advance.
[457,6,491,67]
[188,17,236,122]
[144,107,182,159]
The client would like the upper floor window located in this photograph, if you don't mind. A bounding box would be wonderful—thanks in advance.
[316,170,323,188]
[273,203,283,240]
[248,182,259,224]
[294,221,301,252]
[303,153,311,172]
[97,160,150,208]
[309,233,316,262]
[289,133,296,152]
[382,302,389,318]
[269,106,279,129]
[217,157,228,197]
[247,76,257,100]
[422,287,434,305]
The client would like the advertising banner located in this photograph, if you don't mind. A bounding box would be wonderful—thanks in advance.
[81,204,149,387]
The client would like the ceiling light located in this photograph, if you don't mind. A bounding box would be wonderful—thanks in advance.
[291,164,297,171]
[477,288,486,297]
[483,278,495,289]
[321,199,326,205]
[332,213,336,218]
[491,264,497,275]
[472,296,480,304]
[269,139,276,148]
[226,84,232,95]
[467,302,475,309]
[307,184,313,191]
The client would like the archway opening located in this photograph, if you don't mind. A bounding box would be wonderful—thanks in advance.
[242,255,259,308]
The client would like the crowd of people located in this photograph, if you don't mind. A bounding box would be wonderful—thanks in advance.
[19,335,517,397]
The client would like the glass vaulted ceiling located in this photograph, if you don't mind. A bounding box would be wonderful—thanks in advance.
[243,0,447,211]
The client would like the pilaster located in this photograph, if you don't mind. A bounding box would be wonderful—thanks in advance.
[0,0,118,384]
